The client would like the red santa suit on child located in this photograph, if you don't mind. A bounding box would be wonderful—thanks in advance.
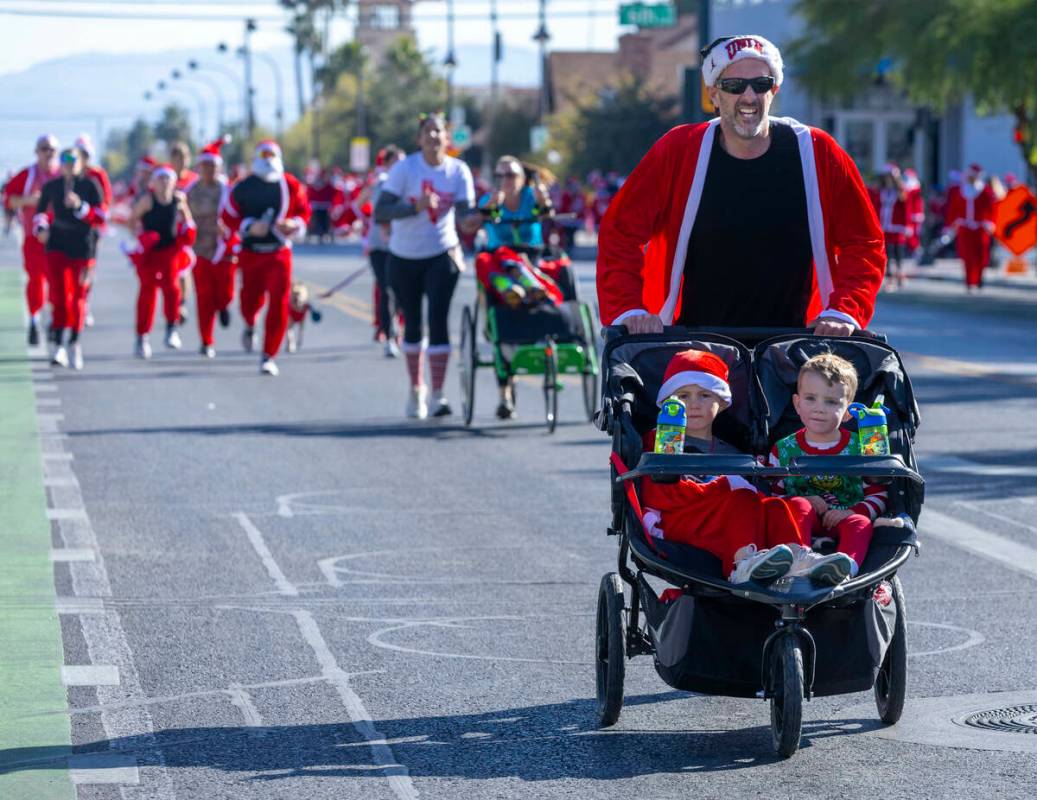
[220,140,311,375]
[637,351,808,577]
[2,135,61,333]
[943,163,996,289]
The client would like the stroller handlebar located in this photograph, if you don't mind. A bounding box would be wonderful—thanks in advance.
[620,452,924,485]
[602,325,888,345]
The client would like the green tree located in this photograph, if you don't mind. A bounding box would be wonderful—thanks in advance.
[486,101,538,163]
[154,104,193,148]
[790,0,1037,185]
[548,77,677,177]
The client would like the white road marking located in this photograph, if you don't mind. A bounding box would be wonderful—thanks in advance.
[922,508,1037,581]
[920,454,1037,479]
[35,397,62,407]
[908,621,986,657]
[293,609,419,800]
[957,500,1037,535]
[232,511,299,596]
[227,683,265,732]
[50,548,96,562]
[68,753,141,785]
[46,507,88,521]
[43,475,79,487]
[40,451,73,460]
[55,596,106,615]
[62,665,121,686]
[33,383,58,393]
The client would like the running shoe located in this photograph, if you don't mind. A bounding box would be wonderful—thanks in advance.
[165,326,182,350]
[728,544,794,585]
[28,319,40,346]
[406,385,428,419]
[218,308,231,328]
[431,394,452,417]
[260,357,279,376]
[178,303,189,325]
[136,335,152,360]
[84,312,95,328]
[384,339,400,359]
[51,345,69,368]
[286,329,298,354]
[496,398,516,420]
[242,327,256,353]
[70,343,84,371]
[806,553,857,586]
[201,344,215,359]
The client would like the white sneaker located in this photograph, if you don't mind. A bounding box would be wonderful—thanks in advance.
[165,327,182,350]
[807,553,857,586]
[70,343,84,371]
[406,385,428,419]
[201,344,216,359]
[384,339,400,359]
[51,345,69,368]
[728,544,794,585]
[242,328,256,353]
[136,335,152,360]
[286,328,298,354]
[431,393,452,417]
[260,357,279,376]
[84,312,95,328]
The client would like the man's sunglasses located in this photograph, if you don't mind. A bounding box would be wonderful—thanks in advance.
[716,76,776,95]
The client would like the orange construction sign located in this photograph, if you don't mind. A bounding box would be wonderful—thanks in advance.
[994,185,1037,255]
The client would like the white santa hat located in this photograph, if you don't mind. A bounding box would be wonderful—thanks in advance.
[656,349,732,408]
[252,139,284,181]
[149,163,177,183]
[198,134,231,166]
[74,133,95,160]
[254,140,283,161]
[701,35,784,88]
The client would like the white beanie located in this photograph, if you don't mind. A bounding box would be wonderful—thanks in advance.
[702,35,783,88]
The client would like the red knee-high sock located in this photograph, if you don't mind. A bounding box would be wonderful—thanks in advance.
[403,345,424,388]
[427,350,450,394]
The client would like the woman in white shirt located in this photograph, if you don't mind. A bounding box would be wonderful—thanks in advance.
[375,113,482,419]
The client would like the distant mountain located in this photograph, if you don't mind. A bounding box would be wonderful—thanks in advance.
[0,41,542,174]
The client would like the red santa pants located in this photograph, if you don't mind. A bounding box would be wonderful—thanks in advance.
[194,257,236,346]
[45,252,89,333]
[23,235,49,316]
[642,477,807,575]
[239,248,292,358]
[786,496,873,566]
[136,249,182,335]
[956,228,991,288]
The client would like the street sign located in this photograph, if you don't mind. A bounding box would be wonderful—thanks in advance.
[451,124,472,150]
[530,125,548,153]
[619,2,677,28]
[349,137,370,172]
[994,185,1037,255]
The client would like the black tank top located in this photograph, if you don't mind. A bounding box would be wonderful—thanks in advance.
[141,193,178,249]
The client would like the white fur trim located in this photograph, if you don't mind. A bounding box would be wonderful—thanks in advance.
[611,308,648,325]
[724,475,757,493]
[426,344,451,355]
[814,309,859,328]
[661,117,721,324]
[151,166,176,182]
[73,202,91,220]
[702,35,784,87]
[643,509,664,539]
[656,370,731,406]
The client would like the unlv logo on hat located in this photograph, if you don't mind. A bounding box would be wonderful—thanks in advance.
[725,37,765,59]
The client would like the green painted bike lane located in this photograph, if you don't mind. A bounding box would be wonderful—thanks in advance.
[0,268,75,799]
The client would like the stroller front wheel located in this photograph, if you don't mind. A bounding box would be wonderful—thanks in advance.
[875,575,907,724]
[595,572,626,726]
[770,634,804,758]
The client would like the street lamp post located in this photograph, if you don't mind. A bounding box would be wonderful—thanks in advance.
[485,0,501,171]
[174,68,223,135]
[156,79,207,143]
[189,59,242,133]
[533,0,551,123]
[252,50,285,139]
[241,19,257,138]
[445,0,457,115]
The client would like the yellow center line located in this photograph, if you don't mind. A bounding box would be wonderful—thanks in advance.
[302,280,371,323]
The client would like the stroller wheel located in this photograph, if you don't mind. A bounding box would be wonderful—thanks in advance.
[459,306,477,426]
[875,575,908,724]
[595,572,626,726]
[770,635,804,758]
[581,368,598,423]
[543,341,559,433]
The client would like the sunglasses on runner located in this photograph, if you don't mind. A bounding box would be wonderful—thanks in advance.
[59,151,78,164]
[258,148,278,159]
[495,171,522,179]
[716,76,776,95]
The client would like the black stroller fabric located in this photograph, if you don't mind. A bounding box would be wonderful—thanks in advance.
[493,302,584,345]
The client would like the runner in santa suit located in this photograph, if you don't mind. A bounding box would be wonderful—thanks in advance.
[74,134,112,328]
[188,136,237,357]
[868,163,910,291]
[220,140,310,376]
[902,167,925,257]
[170,142,199,325]
[128,164,196,357]
[2,134,60,344]
[597,35,884,336]
[306,167,335,243]
[32,147,104,369]
[943,163,996,293]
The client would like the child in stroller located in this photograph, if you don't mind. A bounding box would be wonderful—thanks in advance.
[640,349,860,586]
[474,245,563,309]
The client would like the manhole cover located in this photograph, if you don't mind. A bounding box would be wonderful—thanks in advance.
[957,705,1037,734]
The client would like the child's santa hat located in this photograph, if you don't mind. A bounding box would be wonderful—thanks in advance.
[701,34,783,88]
[198,134,231,166]
[149,163,177,183]
[657,349,732,407]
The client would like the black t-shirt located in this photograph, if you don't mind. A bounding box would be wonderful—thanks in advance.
[232,175,284,253]
[679,124,813,328]
[36,175,102,260]
[141,193,178,249]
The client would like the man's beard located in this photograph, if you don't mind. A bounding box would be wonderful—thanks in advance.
[726,102,766,139]
[252,156,284,182]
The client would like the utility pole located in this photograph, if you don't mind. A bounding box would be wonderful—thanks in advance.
[445,0,457,115]
[243,17,257,139]
[484,0,501,172]
[533,0,551,123]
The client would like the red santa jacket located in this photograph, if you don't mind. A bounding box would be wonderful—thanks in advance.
[3,163,60,231]
[85,165,113,211]
[220,171,311,251]
[596,117,885,329]
[943,183,996,234]
[868,187,910,245]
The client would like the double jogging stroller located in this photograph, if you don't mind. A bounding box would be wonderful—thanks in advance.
[595,326,924,757]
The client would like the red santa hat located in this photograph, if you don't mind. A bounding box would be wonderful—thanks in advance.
[879,162,899,176]
[656,349,732,407]
[254,140,282,160]
[198,134,231,166]
[966,163,984,179]
[74,133,95,160]
[701,34,784,87]
[149,163,177,183]
[136,155,157,172]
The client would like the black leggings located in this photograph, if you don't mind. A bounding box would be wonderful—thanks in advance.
[388,251,459,348]
[369,249,396,338]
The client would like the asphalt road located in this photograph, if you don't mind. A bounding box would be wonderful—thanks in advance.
[2,235,1037,799]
